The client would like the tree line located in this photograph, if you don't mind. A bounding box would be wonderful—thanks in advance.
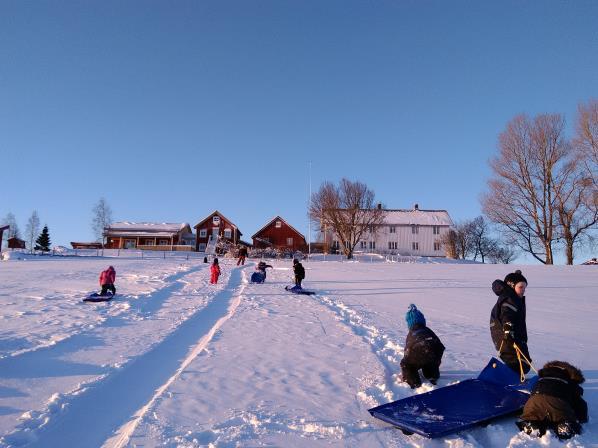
[1,197,113,252]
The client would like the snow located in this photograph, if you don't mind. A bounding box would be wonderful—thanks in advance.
[383,209,453,226]
[107,222,190,232]
[0,257,596,447]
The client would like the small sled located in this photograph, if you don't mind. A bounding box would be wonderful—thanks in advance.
[285,285,316,295]
[251,272,266,283]
[368,357,537,438]
[83,292,115,303]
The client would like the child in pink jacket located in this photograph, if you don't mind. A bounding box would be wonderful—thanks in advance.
[99,266,116,296]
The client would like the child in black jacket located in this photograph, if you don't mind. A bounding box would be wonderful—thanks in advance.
[293,259,305,288]
[517,360,588,440]
[400,304,445,389]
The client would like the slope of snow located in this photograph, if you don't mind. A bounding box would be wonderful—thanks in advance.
[0,258,596,447]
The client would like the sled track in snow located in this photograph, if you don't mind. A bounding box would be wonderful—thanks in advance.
[310,293,415,406]
[1,267,247,448]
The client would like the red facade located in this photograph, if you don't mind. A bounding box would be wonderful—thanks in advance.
[194,211,242,252]
[252,216,307,251]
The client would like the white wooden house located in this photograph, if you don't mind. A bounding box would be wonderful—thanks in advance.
[327,204,453,257]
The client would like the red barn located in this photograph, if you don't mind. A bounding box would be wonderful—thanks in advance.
[252,216,307,252]
[194,211,242,252]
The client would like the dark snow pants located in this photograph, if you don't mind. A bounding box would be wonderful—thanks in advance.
[400,360,440,388]
[101,283,116,296]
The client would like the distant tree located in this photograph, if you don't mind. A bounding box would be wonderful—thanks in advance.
[487,241,517,264]
[92,198,113,245]
[439,229,458,259]
[468,216,495,263]
[35,225,51,252]
[309,179,386,259]
[482,114,571,264]
[1,212,20,241]
[25,211,40,251]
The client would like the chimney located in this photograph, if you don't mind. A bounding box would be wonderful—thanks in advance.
[413,203,419,210]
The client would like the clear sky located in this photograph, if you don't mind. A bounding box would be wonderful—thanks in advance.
[1,1,597,262]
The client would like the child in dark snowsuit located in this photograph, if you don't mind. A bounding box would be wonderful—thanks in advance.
[400,304,445,389]
[517,360,588,440]
[292,259,305,288]
[251,261,273,283]
[210,258,221,284]
[99,266,116,296]
[490,270,531,375]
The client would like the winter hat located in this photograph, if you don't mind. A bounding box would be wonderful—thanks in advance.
[405,304,426,330]
[504,270,527,287]
[293,258,299,265]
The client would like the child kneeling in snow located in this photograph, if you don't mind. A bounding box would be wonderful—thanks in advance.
[517,360,588,440]
[400,304,445,389]
[99,266,116,296]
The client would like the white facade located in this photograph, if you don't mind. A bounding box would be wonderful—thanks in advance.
[328,207,454,257]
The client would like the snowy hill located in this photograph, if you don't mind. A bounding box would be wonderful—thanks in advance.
[0,257,596,447]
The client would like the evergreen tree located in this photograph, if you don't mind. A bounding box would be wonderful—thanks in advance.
[35,225,51,252]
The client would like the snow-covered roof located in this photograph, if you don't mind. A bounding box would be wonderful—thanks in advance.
[382,209,453,226]
[105,222,191,233]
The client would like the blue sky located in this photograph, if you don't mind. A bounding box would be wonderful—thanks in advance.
[1,1,597,262]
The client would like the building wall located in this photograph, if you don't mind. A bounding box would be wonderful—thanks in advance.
[195,213,241,252]
[253,220,307,251]
[330,224,450,257]
[105,234,183,249]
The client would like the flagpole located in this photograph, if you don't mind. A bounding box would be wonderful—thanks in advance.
[308,160,312,258]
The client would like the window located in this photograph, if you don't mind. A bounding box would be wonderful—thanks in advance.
[360,241,367,249]
[287,237,293,246]
[389,226,396,233]
[369,241,376,250]
[199,229,207,238]
[411,225,419,234]
[388,241,398,250]
[224,228,232,238]
[198,243,206,252]
[434,242,441,251]
[433,226,440,235]
[158,239,169,246]
[332,240,340,249]
[275,221,282,228]
[124,239,136,249]
[412,242,419,251]
[212,216,220,224]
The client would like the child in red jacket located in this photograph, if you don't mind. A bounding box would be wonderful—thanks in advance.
[99,266,116,296]
[210,258,221,284]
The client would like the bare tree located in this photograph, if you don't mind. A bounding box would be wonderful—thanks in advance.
[1,213,20,241]
[309,179,386,259]
[487,241,516,264]
[574,99,598,192]
[25,211,40,251]
[469,216,493,263]
[439,229,458,259]
[92,198,113,246]
[482,114,570,264]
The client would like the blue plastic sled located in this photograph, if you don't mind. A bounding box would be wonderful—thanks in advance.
[251,272,266,283]
[368,357,537,438]
[285,285,316,295]
[83,292,115,303]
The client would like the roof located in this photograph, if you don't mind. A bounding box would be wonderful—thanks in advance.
[105,222,191,233]
[251,216,306,241]
[382,209,453,226]
[193,210,243,236]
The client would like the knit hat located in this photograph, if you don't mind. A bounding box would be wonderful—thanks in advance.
[405,304,426,329]
[504,270,527,287]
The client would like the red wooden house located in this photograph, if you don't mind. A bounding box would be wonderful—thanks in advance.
[252,216,307,252]
[194,211,242,252]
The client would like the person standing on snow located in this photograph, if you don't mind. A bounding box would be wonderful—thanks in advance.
[210,258,221,284]
[236,245,248,266]
[292,258,305,288]
[517,360,588,440]
[400,304,445,388]
[99,266,116,296]
[490,270,531,374]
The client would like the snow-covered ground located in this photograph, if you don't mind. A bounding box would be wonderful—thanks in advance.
[0,256,596,447]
